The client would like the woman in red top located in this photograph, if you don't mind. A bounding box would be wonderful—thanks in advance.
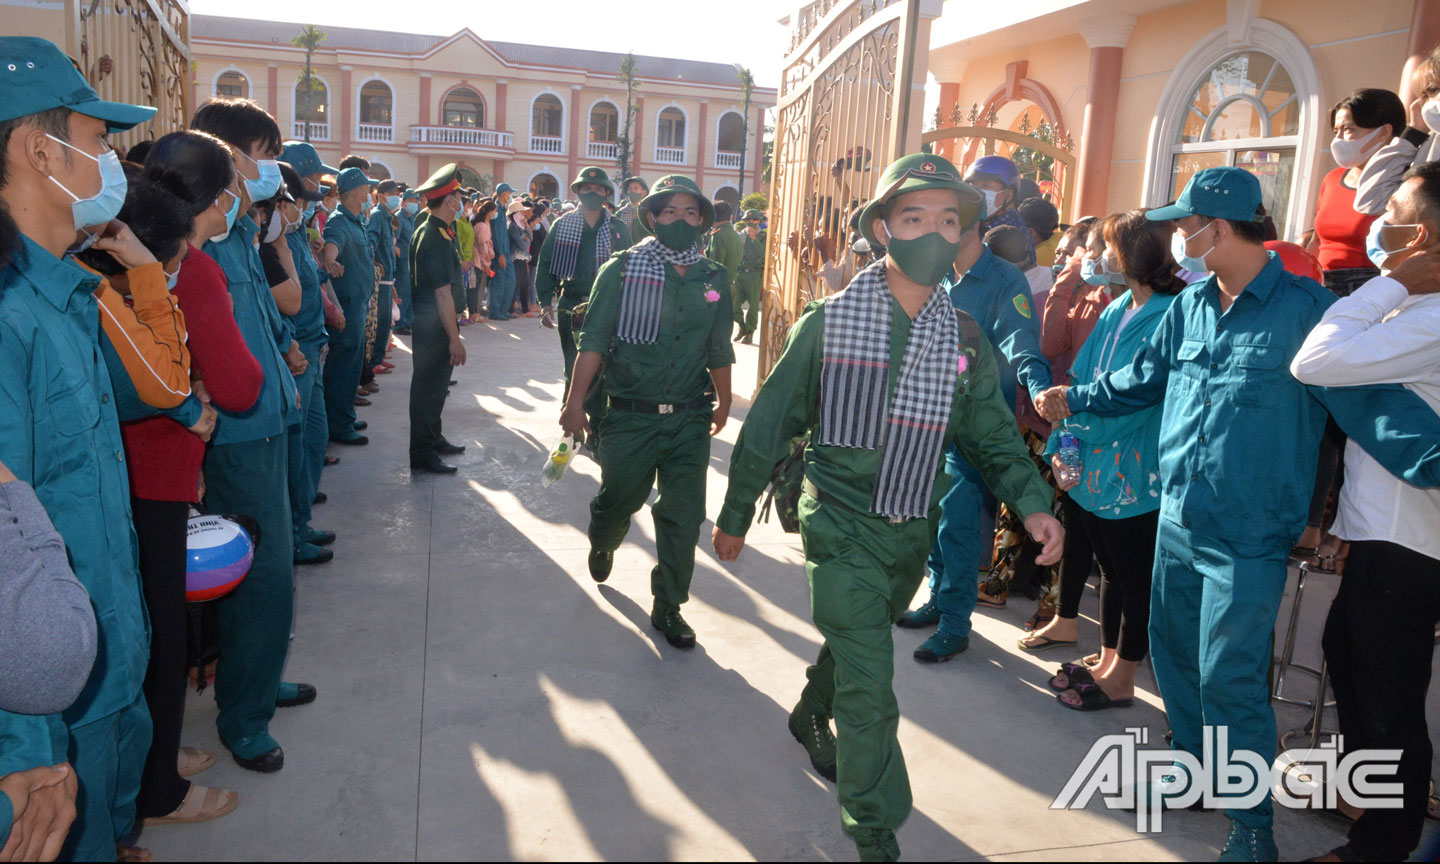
[1311,89,1406,298]
[122,130,262,827]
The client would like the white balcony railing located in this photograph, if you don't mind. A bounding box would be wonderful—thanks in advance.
[531,135,563,154]
[586,140,618,160]
[656,146,686,165]
[409,126,515,150]
[292,120,330,141]
[715,151,743,170]
[356,123,393,144]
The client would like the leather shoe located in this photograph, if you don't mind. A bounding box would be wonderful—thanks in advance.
[411,458,457,475]
[276,682,317,708]
[588,547,613,582]
[225,736,284,773]
[650,602,696,650]
[448,379,458,386]
[436,441,465,456]
[313,491,328,505]
[304,527,336,546]
[353,420,368,431]
[293,541,333,566]
[330,434,369,446]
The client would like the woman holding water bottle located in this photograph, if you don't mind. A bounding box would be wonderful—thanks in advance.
[1038,209,1183,711]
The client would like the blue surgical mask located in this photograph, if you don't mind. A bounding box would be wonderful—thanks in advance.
[164,265,180,291]
[212,191,241,244]
[1170,220,1217,274]
[46,134,127,231]
[240,153,283,201]
[386,195,402,211]
[1366,217,1425,271]
[404,202,419,216]
[303,200,318,221]
[1080,256,1109,286]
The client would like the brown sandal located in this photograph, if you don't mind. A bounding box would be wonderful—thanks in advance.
[177,746,215,778]
[143,785,239,825]
[117,845,154,862]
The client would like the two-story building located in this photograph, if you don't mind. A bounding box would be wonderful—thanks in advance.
[191,15,775,207]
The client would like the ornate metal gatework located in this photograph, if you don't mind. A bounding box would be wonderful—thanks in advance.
[925,103,1079,225]
[759,0,932,383]
[65,0,191,150]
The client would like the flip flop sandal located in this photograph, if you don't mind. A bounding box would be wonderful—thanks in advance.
[1023,612,1055,632]
[976,595,1007,609]
[354,397,372,407]
[177,746,215,778]
[1049,664,1095,691]
[143,785,239,825]
[1057,682,1134,712]
[1017,635,1077,653]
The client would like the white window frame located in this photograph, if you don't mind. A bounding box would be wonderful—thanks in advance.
[714,107,746,154]
[529,88,567,152]
[587,97,621,143]
[440,85,487,129]
[355,75,397,131]
[1141,19,1320,242]
[292,70,332,131]
[212,66,251,99]
[653,103,690,159]
[526,168,561,200]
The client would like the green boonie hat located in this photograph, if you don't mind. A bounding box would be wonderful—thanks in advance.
[570,166,614,194]
[414,162,462,199]
[742,209,764,222]
[336,167,379,195]
[1147,166,1264,223]
[0,37,155,132]
[639,175,715,233]
[858,153,983,247]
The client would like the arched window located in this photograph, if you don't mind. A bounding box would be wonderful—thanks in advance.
[359,80,392,126]
[442,87,484,129]
[530,172,559,200]
[216,70,248,99]
[532,94,563,137]
[294,75,330,141]
[657,107,686,149]
[589,102,618,143]
[368,161,392,180]
[717,111,745,152]
[1147,21,1320,242]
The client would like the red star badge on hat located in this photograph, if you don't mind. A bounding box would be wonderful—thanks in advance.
[920,161,936,173]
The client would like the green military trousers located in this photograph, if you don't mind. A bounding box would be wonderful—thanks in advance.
[733,271,763,339]
[795,489,933,845]
[202,434,294,754]
[588,407,712,608]
[409,305,453,465]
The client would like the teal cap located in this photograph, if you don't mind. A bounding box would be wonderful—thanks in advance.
[1147,167,1264,223]
[0,37,155,132]
[495,182,514,195]
[281,140,339,178]
[336,167,378,194]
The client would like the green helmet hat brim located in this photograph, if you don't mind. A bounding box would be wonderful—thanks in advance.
[570,165,615,195]
[639,174,715,234]
[858,153,983,247]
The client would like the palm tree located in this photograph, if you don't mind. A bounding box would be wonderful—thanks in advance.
[291,25,326,142]
[736,66,754,194]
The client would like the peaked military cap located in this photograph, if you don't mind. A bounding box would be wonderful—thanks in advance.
[415,162,461,199]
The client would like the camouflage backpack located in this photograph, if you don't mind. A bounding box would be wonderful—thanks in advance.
[757,310,983,534]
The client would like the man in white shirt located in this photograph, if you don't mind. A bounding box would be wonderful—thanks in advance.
[1290,161,1440,864]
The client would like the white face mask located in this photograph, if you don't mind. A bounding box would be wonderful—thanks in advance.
[1424,99,1440,135]
[1330,126,1384,169]
[1171,220,1218,274]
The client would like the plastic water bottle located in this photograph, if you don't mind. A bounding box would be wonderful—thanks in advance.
[1056,430,1082,488]
[541,436,577,487]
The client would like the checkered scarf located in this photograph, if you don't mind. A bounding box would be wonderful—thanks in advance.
[617,235,701,344]
[615,201,639,231]
[819,259,960,519]
[549,207,613,282]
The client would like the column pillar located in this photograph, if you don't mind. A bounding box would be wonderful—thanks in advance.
[1401,0,1440,105]
[267,65,278,120]
[418,155,430,181]
[568,84,583,181]
[340,66,353,155]
[419,74,431,127]
[1074,15,1135,220]
[752,103,764,193]
[495,79,508,135]
[696,101,708,190]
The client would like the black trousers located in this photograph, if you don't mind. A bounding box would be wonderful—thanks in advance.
[1078,507,1158,662]
[409,305,453,465]
[1323,539,1440,861]
[1056,493,1097,620]
[132,497,191,817]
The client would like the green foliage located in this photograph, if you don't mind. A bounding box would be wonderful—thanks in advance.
[291,25,327,141]
[617,53,640,182]
[740,192,768,213]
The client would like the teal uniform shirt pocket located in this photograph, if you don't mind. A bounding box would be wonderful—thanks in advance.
[1230,343,1284,409]
[1173,338,1206,395]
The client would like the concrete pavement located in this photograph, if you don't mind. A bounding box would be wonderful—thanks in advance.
[137,314,1426,861]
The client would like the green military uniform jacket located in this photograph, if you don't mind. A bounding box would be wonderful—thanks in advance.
[578,251,736,403]
[717,297,1053,537]
[739,230,764,274]
[409,211,462,310]
[534,212,631,309]
[705,223,742,287]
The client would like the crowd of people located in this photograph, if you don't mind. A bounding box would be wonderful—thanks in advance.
[5,24,1440,864]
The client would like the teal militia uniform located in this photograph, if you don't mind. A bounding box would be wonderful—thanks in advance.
[365,203,397,372]
[323,203,374,438]
[717,297,1051,856]
[0,237,153,860]
[396,200,418,329]
[578,250,734,613]
[733,228,764,340]
[284,225,330,548]
[1066,252,1440,828]
[203,214,301,760]
[535,211,631,388]
[408,210,462,465]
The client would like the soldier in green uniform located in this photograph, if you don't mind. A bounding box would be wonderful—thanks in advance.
[321,167,379,444]
[712,155,1063,861]
[408,164,469,475]
[561,175,734,650]
[705,200,742,289]
[615,175,651,240]
[394,186,420,334]
[535,165,631,393]
[733,208,766,343]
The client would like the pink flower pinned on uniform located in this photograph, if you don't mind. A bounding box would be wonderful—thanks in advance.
[704,289,720,303]
[957,354,968,374]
